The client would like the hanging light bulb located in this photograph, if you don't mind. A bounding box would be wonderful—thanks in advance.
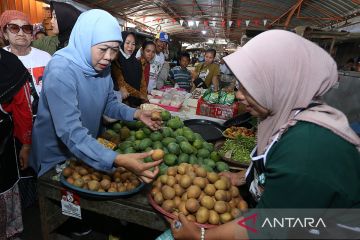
[188,21,195,27]
[201,30,207,35]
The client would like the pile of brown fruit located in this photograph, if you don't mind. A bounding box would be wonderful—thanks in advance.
[62,160,141,193]
[151,163,248,225]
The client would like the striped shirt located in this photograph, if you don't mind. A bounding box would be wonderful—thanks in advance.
[168,66,192,92]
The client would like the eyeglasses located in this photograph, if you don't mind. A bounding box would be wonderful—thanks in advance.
[5,23,33,34]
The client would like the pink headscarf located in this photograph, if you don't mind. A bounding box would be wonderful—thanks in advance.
[224,30,360,154]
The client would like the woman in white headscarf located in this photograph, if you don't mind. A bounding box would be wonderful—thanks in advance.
[30,9,162,182]
[168,30,360,240]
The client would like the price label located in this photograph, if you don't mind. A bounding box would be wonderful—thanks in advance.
[61,189,82,219]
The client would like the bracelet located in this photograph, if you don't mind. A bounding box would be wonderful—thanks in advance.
[200,227,205,240]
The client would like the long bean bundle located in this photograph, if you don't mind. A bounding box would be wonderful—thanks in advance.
[219,135,256,164]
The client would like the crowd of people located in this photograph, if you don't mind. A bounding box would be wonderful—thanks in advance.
[0,3,359,240]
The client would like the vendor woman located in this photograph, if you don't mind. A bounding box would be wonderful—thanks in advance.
[192,48,220,91]
[30,10,162,182]
[170,30,360,239]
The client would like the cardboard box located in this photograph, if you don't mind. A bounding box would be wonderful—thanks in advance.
[196,97,245,120]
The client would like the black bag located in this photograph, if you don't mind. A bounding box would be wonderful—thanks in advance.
[194,64,207,89]
[193,77,207,89]
[18,176,37,209]
[0,107,19,193]
[14,139,38,209]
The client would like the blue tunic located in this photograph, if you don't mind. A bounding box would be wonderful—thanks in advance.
[29,9,133,176]
[30,56,136,176]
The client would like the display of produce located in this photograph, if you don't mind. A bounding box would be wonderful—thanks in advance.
[103,110,230,174]
[223,126,255,139]
[61,160,143,193]
[218,135,256,165]
[149,163,248,226]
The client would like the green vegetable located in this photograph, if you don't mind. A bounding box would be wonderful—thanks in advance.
[176,136,188,144]
[192,139,203,149]
[162,137,177,146]
[142,127,152,136]
[152,141,163,149]
[197,149,210,158]
[161,111,171,121]
[118,141,132,151]
[180,142,193,154]
[150,132,163,141]
[178,153,189,163]
[159,163,168,175]
[139,138,152,151]
[164,153,177,166]
[210,151,221,162]
[218,136,256,164]
[124,147,136,154]
[161,127,173,137]
[112,122,122,132]
[168,142,181,155]
[135,130,145,140]
[216,161,229,172]
[167,117,184,130]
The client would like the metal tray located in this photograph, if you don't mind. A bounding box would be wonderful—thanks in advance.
[223,112,252,128]
[183,119,225,142]
[60,174,145,199]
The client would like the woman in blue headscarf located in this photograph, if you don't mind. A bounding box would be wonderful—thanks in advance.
[30,9,162,182]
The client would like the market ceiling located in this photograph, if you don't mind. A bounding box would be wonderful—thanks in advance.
[73,0,360,43]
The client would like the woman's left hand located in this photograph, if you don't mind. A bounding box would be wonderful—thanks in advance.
[135,110,162,131]
[170,213,200,240]
[19,144,31,170]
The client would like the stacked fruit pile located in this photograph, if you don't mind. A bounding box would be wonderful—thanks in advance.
[150,163,248,225]
[104,110,230,174]
[63,160,141,193]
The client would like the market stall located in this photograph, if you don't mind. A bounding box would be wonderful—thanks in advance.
[38,170,168,240]
[37,109,256,238]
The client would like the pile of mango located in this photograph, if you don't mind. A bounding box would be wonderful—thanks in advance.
[102,110,230,174]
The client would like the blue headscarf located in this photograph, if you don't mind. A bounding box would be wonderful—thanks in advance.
[54,9,123,76]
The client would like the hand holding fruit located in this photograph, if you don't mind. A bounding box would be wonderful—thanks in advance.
[219,170,246,187]
[134,110,162,131]
[114,151,162,183]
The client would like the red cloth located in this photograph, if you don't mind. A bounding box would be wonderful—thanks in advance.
[144,63,150,87]
[2,83,32,144]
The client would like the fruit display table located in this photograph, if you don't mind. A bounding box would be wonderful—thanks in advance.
[38,170,168,240]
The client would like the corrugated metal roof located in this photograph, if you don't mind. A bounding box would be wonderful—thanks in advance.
[74,0,360,42]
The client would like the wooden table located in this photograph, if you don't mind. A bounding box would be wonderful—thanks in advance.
[38,170,168,240]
